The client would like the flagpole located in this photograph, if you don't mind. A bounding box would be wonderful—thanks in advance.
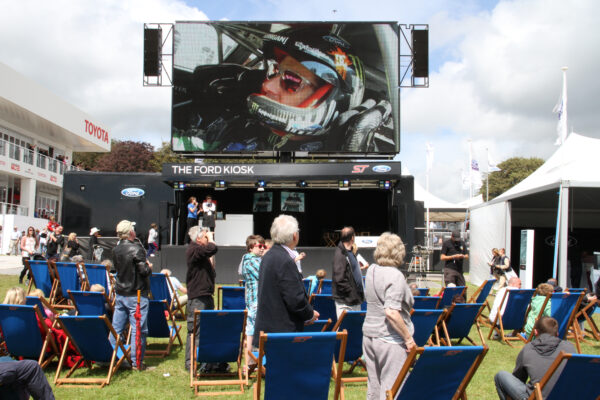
[468,139,473,199]
[486,148,490,202]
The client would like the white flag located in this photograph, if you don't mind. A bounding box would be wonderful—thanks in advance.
[461,170,471,190]
[487,149,501,172]
[425,142,434,172]
[553,67,568,146]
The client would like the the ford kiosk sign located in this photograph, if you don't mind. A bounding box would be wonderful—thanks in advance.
[121,187,145,198]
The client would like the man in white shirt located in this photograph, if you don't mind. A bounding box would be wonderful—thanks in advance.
[489,277,522,324]
[9,227,20,256]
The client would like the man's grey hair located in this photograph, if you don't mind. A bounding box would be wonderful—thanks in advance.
[270,214,299,245]
[188,225,208,242]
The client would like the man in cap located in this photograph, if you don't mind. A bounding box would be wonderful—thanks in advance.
[110,220,152,369]
[440,229,469,287]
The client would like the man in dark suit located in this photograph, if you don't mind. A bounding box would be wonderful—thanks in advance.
[253,214,319,347]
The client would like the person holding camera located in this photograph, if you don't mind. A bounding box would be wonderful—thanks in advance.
[488,248,509,288]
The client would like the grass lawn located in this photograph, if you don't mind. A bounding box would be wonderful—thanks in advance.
[1,274,599,399]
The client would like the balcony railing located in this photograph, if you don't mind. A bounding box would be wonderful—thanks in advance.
[0,202,28,216]
[0,138,82,176]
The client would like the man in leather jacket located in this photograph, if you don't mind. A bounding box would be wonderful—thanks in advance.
[332,226,365,318]
[109,220,152,369]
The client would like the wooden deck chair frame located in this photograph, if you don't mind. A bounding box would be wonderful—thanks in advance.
[0,304,60,368]
[330,311,366,400]
[145,299,183,358]
[25,259,55,298]
[190,309,247,397]
[528,351,600,400]
[54,315,131,388]
[439,303,487,346]
[385,345,488,400]
[48,261,83,309]
[410,309,445,346]
[574,298,599,342]
[468,279,496,326]
[487,289,536,347]
[253,330,347,400]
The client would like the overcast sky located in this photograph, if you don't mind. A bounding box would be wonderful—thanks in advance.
[1,0,598,202]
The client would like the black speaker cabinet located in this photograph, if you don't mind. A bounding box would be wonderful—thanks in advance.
[144,27,162,77]
[412,29,429,78]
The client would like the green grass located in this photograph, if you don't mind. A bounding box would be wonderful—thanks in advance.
[1,275,599,399]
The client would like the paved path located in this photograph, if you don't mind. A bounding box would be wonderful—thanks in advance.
[0,255,24,276]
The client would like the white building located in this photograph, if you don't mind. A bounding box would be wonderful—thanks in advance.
[0,62,110,253]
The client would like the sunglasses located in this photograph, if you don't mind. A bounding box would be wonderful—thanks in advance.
[253,244,266,249]
[266,60,314,93]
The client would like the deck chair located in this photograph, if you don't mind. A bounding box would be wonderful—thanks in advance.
[416,287,430,296]
[527,351,600,400]
[25,295,58,319]
[54,315,131,388]
[50,262,82,309]
[548,292,584,352]
[219,286,246,310]
[145,300,182,358]
[0,304,59,368]
[487,289,536,346]
[303,319,332,332]
[190,310,247,396]
[576,299,599,342]
[413,296,441,310]
[331,311,366,400]
[25,260,54,297]
[309,294,337,324]
[150,272,185,318]
[468,279,496,325]
[411,309,444,346]
[317,279,333,295]
[80,263,113,302]
[303,279,312,294]
[385,345,488,400]
[438,286,467,309]
[439,303,487,346]
[254,331,347,400]
[68,290,111,316]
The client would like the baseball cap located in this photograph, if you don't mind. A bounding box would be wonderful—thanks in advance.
[116,220,136,235]
[89,227,100,235]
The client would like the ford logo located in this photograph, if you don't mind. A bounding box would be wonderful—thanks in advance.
[121,188,145,198]
[372,165,391,173]
[362,239,373,244]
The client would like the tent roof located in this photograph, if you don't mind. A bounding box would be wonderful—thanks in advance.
[480,133,600,207]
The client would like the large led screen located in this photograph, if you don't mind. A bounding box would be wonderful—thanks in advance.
[171,22,399,155]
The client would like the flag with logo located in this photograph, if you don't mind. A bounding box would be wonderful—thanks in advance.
[553,68,568,146]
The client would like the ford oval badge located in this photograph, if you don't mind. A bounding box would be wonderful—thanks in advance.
[373,165,391,173]
[121,188,145,198]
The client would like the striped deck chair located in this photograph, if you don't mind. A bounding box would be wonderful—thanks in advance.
[54,315,131,388]
[331,311,366,400]
[254,331,347,400]
[0,304,59,368]
[487,289,536,346]
[145,300,182,358]
[309,294,337,324]
[438,286,467,309]
[25,260,54,297]
[385,346,488,400]
[413,296,441,310]
[218,286,246,310]
[411,309,444,346]
[439,303,487,346]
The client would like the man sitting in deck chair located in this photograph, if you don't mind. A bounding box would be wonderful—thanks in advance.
[489,276,521,328]
[494,316,575,400]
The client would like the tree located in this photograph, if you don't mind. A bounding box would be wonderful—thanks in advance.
[482,157,544,200]
[72,151,104,170]
[149,142,193,172]
[93,140,155,172]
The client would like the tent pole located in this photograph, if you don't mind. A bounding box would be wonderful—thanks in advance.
[552,185,562,279]
[558,185,569,288]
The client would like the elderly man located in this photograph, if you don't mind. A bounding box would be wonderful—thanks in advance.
[489,276,522,325]
[184,226,218,371]
[253,215,319,347]
[110,220,152,370]
[332,226,364,318]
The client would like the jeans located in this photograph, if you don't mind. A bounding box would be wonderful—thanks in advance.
[0,358,55,400]
[146,242,157,257]
[494,370,529,400]
[185,295,214,370]
[110,294,149,368]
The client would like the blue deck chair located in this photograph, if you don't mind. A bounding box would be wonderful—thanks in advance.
[218,286,246,310]
[567,288,586,293]
[25,260,53,297]
[303,318,332,332]
[487,289,536,346]
[438,286,467,309]
[0,304,59,368]
[440,303,487,346]
[150,272,185,318]
[529,351,600,399]
[254,331,347,400]
[385,346,488,400]
[318,279,333,295]
[68,290,111,316]
[413,296,441,310]
[80,263,112,300]
[309,294,337,324]
[145,300,182,358]
[549,292,584,352]
[411,309,444,346]
[468,279,497,326]
[416,287,430,296]
[190,310,247,396]
[25,296,57,318]
[576,299,600,343]
[51,262,82,309]
[54,315,131,388]
[331,311,366,399]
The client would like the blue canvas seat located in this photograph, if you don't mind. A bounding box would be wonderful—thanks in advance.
[527,351,600,399]
[438,286,467,309]
[317,279,333,295]
[331,311,366,399]
[80,263,113,301]
[303,319,332,332]
[145,300,182,358]
[25,260,53,297]
[411,309,444,346]
[546,292,584,352]
[413,296,441,310]
[218,286,246,310]
[0,304,59,368]
[385,346,488,400]
[416,287,430,296]
[150,272,185,318]
[309,294,337,324]
[55,315,131,388]
[440,303,487,346]
[190,310,247,396]
[487,289,536,346]
[68,290,111,316]
[254,331,347,400]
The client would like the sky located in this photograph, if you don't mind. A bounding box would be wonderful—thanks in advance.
[1,0,599,203]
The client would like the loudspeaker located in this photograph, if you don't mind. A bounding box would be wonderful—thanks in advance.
[394,176,417,250]
[144,27,162,77]
[412,29,428,78]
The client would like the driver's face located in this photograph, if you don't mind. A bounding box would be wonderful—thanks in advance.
[262,55,321,107]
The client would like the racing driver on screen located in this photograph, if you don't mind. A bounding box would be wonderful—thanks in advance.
[177,26,395,153]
